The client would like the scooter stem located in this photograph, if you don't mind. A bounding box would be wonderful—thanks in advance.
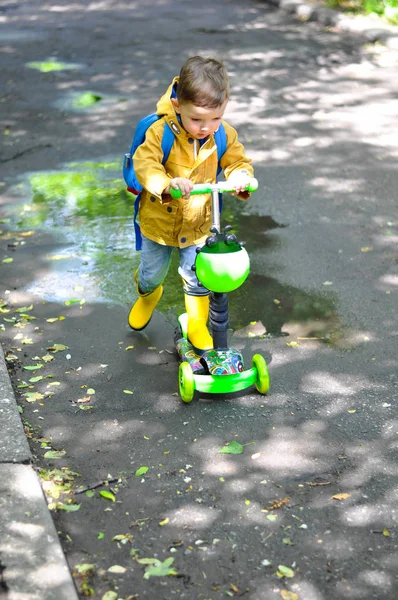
[210,291,229,349]
[211,188,221,232]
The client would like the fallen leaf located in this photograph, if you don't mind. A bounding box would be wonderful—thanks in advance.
[159,517,169,526]
[100,490,116,502]
[281,591,299,600]
[267,497,290,510]
[135,466,149,477]
[23,364,43,371]
[332,493,351,501]
[383,528,390,537]
[75,396,90,404]
[360,247,373,252]
[15,305,33,313]
[44,450,66,459]
[112,534,133,543]
[137,557,177,579]
[282,537,295,546]
[125,345,135,350]
[47,343,68,352]
[74,563,96,575]
[102,592,118,600]
[277,565,295,578]
[108,565,127,574]
[220,441,244,455]
[42,354,54,362]
[56,503,80,511]
[123,389,134,394]
[286,341,299,347]
[24,392,44,403]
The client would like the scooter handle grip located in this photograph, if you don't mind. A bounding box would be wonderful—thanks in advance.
[170,178,258,199]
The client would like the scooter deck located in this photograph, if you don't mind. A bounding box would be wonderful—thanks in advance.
[175,313,245,375]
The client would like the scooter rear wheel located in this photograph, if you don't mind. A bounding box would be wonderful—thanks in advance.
[179,361,195,403]
[252,354,270,395]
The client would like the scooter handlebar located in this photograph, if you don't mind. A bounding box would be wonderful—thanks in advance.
[170,178,258,199]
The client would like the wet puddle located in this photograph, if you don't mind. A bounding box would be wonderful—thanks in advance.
[5,161,344,343]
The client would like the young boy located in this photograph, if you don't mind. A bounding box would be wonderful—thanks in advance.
[128,55,254,352]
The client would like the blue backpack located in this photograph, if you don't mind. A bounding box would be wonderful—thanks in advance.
[123,114,227,250]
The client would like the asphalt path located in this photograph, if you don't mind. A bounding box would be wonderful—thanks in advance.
[1,0,398,599]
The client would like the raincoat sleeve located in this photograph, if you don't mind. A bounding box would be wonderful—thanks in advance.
[220,123,254,200]
[133,122,172,203]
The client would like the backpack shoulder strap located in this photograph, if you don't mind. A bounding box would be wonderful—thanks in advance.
[160,121,174,164]
[130,113,159,155]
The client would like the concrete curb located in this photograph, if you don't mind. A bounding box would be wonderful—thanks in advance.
[265,0,398,49]
[0,346,31,464]
[0,346,79,599]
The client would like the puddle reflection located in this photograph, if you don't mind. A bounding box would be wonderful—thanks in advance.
[9,161,342,342]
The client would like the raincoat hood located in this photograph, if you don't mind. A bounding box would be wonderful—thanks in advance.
[156,76,179,119]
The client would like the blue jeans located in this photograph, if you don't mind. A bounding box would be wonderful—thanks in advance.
[137,235,209,296]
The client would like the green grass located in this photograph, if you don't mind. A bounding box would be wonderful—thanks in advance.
[326,0,398,23]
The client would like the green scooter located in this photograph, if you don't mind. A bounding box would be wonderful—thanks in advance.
[171,179,270,403]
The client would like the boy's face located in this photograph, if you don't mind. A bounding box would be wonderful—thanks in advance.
[172,99,227,140]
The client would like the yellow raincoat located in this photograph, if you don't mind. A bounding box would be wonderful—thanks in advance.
[133,77,254,248]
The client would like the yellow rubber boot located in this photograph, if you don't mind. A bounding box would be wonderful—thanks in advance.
[128,273,163,331]
[185,294,213,352]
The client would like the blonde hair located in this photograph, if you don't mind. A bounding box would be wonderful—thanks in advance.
[177,56,229,108]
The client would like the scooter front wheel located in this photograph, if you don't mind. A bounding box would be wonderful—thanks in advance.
[252,354,270,395]
[179,361,195,403]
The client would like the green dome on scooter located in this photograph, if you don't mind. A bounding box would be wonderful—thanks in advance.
[195,242,250,293]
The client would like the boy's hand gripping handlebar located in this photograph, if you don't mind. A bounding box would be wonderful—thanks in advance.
[169,178,258,199]
[170,178,258,233]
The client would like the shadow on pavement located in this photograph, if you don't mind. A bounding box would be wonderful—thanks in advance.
[1,0,397,598]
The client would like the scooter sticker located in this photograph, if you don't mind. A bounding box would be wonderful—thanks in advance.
[203,349,244,375]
